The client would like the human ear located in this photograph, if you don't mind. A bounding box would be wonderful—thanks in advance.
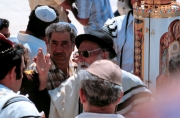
[79,88,86,103]
[9,66,16,80]
[101,51,109,59]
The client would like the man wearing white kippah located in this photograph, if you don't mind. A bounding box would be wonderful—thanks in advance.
[9,5,59,66]
[28,0,72,22]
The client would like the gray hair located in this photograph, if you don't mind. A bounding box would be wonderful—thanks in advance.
[78,70,123,107]
[45,22,77,43]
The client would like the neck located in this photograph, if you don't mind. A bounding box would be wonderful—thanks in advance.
[83,103,116,114]
[56,62,69,77]
[25,30,44,41]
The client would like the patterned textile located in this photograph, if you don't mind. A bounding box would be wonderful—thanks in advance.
[102,14,134,72]
[28,58,76,90]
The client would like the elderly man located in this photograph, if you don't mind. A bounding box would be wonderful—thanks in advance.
[9,5,59,66]
[29,22,77,90]
[76,60,124,118]
[35,30,152,118]
[0,34,41,117]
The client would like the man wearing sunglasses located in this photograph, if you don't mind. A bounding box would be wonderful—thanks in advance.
[35,30,152,118]
[0,18,10,38]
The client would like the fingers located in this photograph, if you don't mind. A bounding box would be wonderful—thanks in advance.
[45,53,51,66]
[37,48,44,60]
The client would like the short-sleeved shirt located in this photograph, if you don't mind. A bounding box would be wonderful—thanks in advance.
[75,0,114,33]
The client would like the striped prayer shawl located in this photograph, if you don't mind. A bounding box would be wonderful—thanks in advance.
[117,70,152,115]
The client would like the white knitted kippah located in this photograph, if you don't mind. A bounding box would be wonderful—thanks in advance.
[35,6,56,22]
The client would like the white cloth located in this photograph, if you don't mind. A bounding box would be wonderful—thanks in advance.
[102,14,134,72]
[48,70,151,118]
[9,31,47,66]
[48,75,80,118]
[0,84,40,118]
[75,112,124,118]
[75,0,113,33]
[28,0,68,22]
[117,70,152,115]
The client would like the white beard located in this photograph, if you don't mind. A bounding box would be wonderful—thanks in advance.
[76,54,103,72]
[77,62,90,72]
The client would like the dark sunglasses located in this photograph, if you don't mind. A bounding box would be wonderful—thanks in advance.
[0,19,9,30]
[77,48,101,58]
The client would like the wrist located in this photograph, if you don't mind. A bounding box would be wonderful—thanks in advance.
[39,83,47,90]
[38,75,48,90]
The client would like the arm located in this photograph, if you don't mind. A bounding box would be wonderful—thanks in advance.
[33,48,51,117]
[35,88,50,118]
[60,0,73,10]
[71,6,89,26]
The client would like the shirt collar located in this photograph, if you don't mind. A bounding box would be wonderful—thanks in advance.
[50,58,76,77]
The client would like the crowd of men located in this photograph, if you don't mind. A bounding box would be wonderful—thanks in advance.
[0,0,180,118]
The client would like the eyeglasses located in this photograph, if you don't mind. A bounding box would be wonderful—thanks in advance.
[77,48,101,58]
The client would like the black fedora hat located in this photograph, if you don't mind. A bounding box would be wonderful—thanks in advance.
[75,30,117,59]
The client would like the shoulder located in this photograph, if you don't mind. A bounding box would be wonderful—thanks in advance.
[121,70,151,93]
[121,70,145,85]
[0,95,40,117]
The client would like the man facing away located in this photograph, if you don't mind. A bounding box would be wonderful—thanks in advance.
[0,33,41,117]
[9,5,59,66]
[101,0,141,72]
[76,60,124,118]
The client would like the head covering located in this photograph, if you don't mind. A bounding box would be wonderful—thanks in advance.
[27,5,59,38]
[75,30,117,59]
[87,60,122,86]
[0,33,14,56]
[35,6,56,22]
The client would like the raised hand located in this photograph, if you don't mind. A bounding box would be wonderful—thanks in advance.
[34,48,51,90]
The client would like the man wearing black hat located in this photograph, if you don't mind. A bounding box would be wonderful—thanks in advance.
[35,30,152,118]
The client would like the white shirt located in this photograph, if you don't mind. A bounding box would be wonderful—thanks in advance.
[48,70,151,117]
[76,112,124,118]
[9,31,47,66]
[102,14,134,72]
[0,84,40,118]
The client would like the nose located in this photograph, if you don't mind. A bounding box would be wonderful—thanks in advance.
[56,44,63,52]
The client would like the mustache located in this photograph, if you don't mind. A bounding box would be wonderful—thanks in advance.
[78,62,90,67]
[54,52,64,56]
